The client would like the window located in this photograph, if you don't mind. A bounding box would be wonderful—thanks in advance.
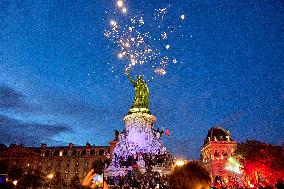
[54,150,59,156]
[45,151,50,157]
[65,171,68,178]
[72,150,77,156]
[75,161,79,167]
[214,150,220,156]
[81,150,86,156]
[222,150,228,156]
[90,150,95,155]
[63,150,68,156]
[99,150,104,156]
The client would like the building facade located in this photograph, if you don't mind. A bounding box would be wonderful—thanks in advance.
[201,127,241,187]
[0,143,110,183]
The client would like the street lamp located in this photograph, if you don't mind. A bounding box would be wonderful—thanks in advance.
[47,173,54,179]
[42,173,54,189]
[175,160,185,167]
[12,180,18,186]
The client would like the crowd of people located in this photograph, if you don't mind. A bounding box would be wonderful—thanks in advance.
[105,170,169,189]
[80,161,211,189]
[112,152,173,170]
[80,161,284,189]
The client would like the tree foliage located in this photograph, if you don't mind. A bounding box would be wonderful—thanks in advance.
[50,172,67,189]
[92,159,104,174]
[7,166,24,180]
[68,175,80,189]
[17,170,44,189]
[235,140,284,187]
[0,161,8,174]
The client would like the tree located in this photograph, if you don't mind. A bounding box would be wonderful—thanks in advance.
[92,159,104,174]
[0,160,8,174]
[50,172,67,189]
[17,170,44,189]
[7,166,24,181]
[68,175,80,189]
[235,140,284,187]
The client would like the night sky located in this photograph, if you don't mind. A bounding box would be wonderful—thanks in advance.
[0,0,283,159]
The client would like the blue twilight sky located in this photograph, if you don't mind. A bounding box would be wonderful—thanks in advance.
[0,0,283,159]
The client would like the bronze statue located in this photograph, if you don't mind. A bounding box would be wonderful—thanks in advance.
[126,68,149,109]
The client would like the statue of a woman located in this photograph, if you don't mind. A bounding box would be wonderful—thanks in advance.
[126,68,149,109]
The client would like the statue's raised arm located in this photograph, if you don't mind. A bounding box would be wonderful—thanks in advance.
[125,67,135,85]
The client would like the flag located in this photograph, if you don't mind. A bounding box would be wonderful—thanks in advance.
[165,129,170,136]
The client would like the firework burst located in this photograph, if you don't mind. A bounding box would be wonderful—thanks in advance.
[104,0,188,81]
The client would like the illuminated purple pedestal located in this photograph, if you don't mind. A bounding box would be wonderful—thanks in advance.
[105,109,171,176]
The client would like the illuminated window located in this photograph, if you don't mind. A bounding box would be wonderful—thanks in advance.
[76,162,79,167]
[59,151,63,157]
[65,171,68,178]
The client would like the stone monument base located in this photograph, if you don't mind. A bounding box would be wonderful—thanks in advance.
[128,107,151,114]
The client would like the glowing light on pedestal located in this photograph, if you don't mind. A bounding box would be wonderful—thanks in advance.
[175,160,185,166]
